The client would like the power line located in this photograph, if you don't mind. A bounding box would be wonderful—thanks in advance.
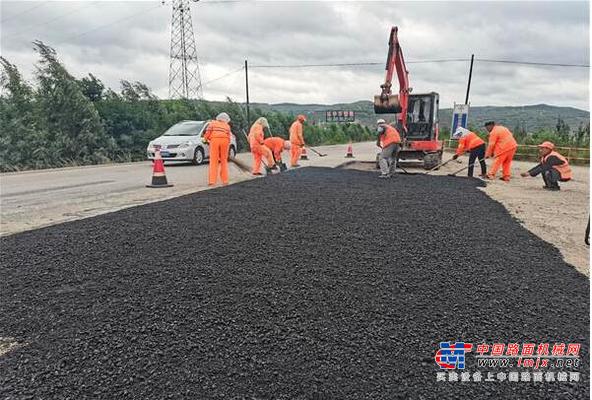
[201,66,244,88]
[62,4,163,42]
[249,59,472,68]
[250,58,589,69]
[4,3,96,39]
[476,58,589,68]
[0,2,44,23]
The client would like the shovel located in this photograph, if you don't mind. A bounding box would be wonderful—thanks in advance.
[306,146,327,157]
[447,147,514,177]
[425,157,458,175]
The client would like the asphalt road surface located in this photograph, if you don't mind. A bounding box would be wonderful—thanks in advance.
[1,143,377,236]
[0,167,588,399]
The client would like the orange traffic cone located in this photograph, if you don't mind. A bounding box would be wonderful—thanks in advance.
[345,141,354,158]
[300,147,309,160]
[147,149,173,188]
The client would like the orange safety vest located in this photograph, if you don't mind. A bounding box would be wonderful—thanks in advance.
[543,151,572,180]
[289,120,304,145]
[379,125,401,148]
[248,123,265,148]
[456,132,485,155]
[203,120,231,141]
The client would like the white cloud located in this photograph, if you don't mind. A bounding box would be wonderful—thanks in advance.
[1,0,589,110]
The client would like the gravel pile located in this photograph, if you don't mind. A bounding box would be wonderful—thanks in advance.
[0,167,588,399]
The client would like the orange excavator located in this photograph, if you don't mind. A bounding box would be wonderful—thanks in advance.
[374,26,443,169]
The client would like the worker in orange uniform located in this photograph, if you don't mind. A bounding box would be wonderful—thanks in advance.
[452,126,487,177]
[249,117,277,175]
[289,114,306,167]
[202,112,232,186]
[264,136,291,170]
[376,119,402,178]
[484,121,518,182]
[520,141,572,191]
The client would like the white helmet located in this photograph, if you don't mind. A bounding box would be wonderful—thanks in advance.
[283,140,292,150]
[255,116,269,129]
[376,119,386,125]
[216,112,230,122]
[453,126,469,139]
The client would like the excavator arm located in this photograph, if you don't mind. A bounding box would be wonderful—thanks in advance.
[374,26,411,130]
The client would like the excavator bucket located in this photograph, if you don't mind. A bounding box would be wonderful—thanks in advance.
[373,94,402,114]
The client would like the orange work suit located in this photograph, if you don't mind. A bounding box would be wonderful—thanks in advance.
[203,120,231,185]
[456,131,485,155]
[264,137,286,162]
[249,123,274,174]
[289,120,305,166]
[486,125,518,181]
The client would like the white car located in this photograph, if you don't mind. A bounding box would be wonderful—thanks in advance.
[147,120,237,165]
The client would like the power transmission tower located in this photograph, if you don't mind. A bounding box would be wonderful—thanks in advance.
[168,0,202,99]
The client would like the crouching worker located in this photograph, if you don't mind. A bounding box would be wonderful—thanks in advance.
[520,141,572,191]
[264,137,291,171]
[203,112,232,186]
[249,117,277,175]
[452,126,487,177]
[377,119,402,178]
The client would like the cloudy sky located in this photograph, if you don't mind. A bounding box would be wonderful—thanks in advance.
[1,0,590,110]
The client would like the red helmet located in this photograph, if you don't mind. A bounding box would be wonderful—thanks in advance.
[538,141,555,150]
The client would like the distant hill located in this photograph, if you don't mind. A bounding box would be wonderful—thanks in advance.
[252,101,589,133]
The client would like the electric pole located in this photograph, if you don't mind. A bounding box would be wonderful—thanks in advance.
[168,0,202,99]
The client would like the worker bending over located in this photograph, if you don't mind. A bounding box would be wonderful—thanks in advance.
[289,115,306,167]
[484,121,517,182]
[203,112,232,186]
[249,117,276,175]
[264,137,291,167]
[376,119,402,178]
[452,127,487,177]
[520,141,572,191]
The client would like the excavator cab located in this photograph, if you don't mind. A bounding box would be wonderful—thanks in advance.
[406,93,438,141]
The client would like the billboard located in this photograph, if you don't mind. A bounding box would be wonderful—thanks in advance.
[326,110,355,123]
[451,103,469,134]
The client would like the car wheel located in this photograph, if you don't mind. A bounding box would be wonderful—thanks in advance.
[193,147,205,165]
[229,145,236,159]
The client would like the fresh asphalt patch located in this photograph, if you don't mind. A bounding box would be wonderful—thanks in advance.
[0,167,588,399]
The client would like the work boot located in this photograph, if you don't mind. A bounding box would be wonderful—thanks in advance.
[252,172,263,176]
[546,185,560,191]
[499,177,510,182]
[379,174,389,179]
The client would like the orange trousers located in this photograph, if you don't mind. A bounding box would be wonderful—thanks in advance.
[251,144,274,173]
[488,147,516,180]
[208,137,229,185]
[290,145,303,166]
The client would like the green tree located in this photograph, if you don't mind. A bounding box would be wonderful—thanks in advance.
[0,57,44,171]
[33,41,115,165]
[77,73,105,102]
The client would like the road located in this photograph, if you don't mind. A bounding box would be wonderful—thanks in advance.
[0,142,378,236]
[2,142,589,276]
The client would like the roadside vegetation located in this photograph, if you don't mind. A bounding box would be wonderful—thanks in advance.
[0,42,588,172]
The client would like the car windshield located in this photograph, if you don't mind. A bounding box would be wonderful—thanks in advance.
[163,122,205,136]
